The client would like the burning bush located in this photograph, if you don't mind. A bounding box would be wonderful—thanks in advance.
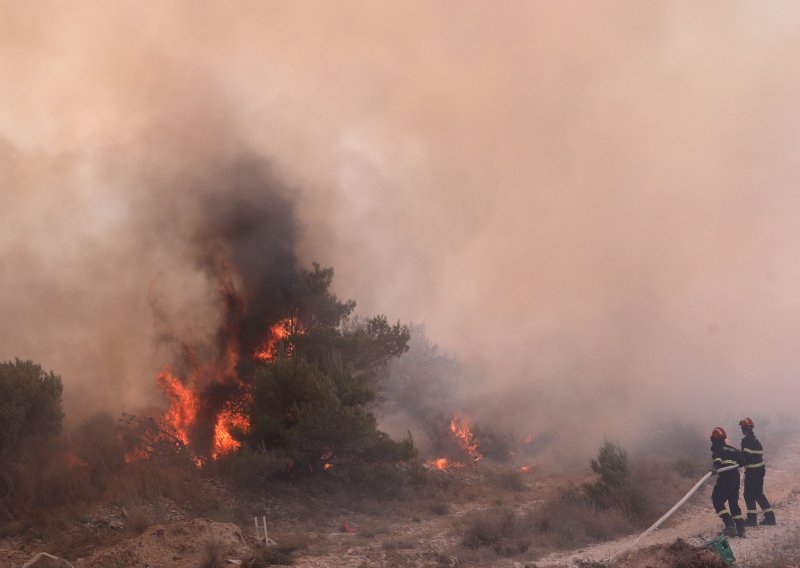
[146,260,413,477]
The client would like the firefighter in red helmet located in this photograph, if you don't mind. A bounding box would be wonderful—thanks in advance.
[710,426,746,537]
[739,417,776,526]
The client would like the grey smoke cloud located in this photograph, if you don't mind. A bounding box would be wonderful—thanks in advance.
[2,2,800,449]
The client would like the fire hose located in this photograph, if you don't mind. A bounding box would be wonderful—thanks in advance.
[608,464,740,562]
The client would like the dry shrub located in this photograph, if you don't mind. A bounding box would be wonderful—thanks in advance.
[3,445,95,534]
[124,504,154,534]
[200,540,225,568]
[243,547,293,566]
[72,412,126,490]
[528,486,635,548]
[271,532,309,554]
[108,457,203,509]
[461,507,531,557]
[429,499,450,516]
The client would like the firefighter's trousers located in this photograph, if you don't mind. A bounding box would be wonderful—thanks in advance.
[712,474,743,525]
[744,468,773,521]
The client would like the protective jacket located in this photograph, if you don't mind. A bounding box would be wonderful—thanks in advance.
[741,432,765,471]
[712,441,744,475]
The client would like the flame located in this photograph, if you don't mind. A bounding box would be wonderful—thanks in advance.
[523,434,534,445]
[323,463,333,470]
[450,414,482,463]
[156,367,199,446]
[426,457,465,470]
[211,398,251,459]
[519,463,538,473]
[151,265,303,464]
[255,317,301,360]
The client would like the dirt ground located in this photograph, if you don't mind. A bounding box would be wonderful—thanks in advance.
[4,436,799,568]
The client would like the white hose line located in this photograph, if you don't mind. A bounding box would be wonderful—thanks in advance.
[608,464,739,562]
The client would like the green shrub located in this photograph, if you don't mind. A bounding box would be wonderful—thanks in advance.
[589,439,629,487]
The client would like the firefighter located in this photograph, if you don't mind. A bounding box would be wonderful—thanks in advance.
[739,417,776,526]
[710,426,746,537]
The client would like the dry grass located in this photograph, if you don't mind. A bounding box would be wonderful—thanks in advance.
[492,468,527,492]
[382,536,417,550]
[357,521,391,538]
[458,447,700,562]
[749,527,800,567]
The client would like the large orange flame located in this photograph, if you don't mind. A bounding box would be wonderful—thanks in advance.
[450,414,482,463]
[153,313,305,464]
[255,317,301,360]
[211,398,251,459]
[156,367,199,447]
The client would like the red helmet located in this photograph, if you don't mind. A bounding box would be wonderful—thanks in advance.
[710,426,727,440]
[739,417,755,428]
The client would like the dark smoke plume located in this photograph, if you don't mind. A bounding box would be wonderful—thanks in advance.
[146,156,304,456]
[190,158,300,362]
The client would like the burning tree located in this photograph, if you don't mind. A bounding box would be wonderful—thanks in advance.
[152,261,414,474]
[246,266,414,472]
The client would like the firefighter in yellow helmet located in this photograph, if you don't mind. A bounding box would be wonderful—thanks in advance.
[739,417,776,526]
[710,426,746,537]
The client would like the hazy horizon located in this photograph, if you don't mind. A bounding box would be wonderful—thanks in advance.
[2,2,800,456]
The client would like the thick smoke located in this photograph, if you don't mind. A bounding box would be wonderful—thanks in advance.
[3,3,800,458]
[189,159,299,361]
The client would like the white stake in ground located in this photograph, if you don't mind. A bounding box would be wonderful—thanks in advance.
[254,515,277,546]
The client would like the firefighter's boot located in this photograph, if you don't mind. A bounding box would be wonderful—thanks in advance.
[734,518,746,538]
[760,510,776,526]
[721,513,737,537]
[745,512,758,527]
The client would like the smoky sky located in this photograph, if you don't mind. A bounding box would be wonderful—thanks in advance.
[2,2,800,450]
